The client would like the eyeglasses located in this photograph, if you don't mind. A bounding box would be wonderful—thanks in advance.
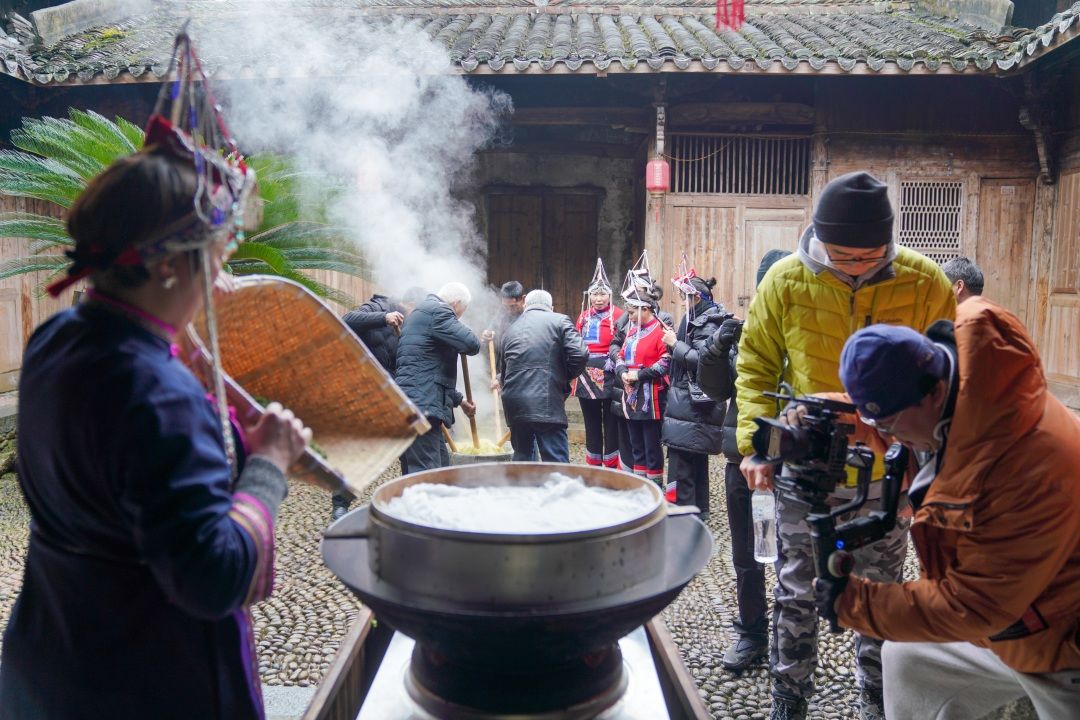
[826,252,889,266]
[859,405,908,435]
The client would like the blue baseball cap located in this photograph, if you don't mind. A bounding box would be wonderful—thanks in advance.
[840,325,949,420]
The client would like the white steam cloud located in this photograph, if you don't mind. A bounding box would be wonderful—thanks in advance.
[201,13,511,308]
[200,13,513,441]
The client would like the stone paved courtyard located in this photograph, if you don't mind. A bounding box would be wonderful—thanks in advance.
[0,430,1032,718]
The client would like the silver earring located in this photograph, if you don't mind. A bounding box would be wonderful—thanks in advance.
[162,276,177,290]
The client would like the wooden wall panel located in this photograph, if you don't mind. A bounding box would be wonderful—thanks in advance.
[1059,67,1080,174]
[658,195,809,319]
[1,194,382,377]
[1043,302,1080,382]
[0,288,19,391]
[1042,170,1080,403]
[740,208,806,310]
[307,269,375,313]
[1051,171,1080,295]
[977,178,1036,326]
[0,195,74,379]
[661,204,737,316]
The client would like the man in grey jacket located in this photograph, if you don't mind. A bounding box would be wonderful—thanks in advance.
[499,290,588,462]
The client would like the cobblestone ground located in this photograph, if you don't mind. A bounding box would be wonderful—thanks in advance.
[662,458,912,719]
[0,432,1032,718]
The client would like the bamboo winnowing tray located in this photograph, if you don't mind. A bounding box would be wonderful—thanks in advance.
[192,275,430,495]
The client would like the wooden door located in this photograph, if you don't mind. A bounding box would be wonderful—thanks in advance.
[659,196,809,319]
[487,193,544,296]
[662,205,738,314]
[738,208,806,313]
[485,190,599,318]
[977,179,1035,326]
[1040,170,1080,405]
[544,193,600,318]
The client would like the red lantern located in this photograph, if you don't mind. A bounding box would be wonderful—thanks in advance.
[715,0,745,30]
[646,158,670,195]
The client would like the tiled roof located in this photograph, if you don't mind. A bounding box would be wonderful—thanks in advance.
[1,1,1078,84]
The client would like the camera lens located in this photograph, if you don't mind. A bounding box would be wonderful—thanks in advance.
[751,418,812,463]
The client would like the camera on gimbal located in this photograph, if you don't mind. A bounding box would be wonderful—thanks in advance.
[749,390,909,632]
[750,391,870,507]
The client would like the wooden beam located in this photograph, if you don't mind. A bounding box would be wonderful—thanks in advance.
[510,103,817,129]
[669,102,815,127]
[300,607,375,720]
[645,617,711,720]
[510,107,649,127]
[480,141,638,159]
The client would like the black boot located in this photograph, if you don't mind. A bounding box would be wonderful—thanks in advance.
[721,634,767,672]
[769,694,808,720]
[330,493,351,523]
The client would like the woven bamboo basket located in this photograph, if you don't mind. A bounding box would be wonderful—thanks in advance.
[191,275,429,495]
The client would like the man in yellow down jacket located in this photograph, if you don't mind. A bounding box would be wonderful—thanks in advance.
[819,302,1080,718]
[736,171,955,720]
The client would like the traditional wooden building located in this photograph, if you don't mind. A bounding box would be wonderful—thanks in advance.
[2,0,1079,406]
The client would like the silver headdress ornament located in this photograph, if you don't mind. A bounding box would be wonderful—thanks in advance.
[621,251,655,308]
[150,28,262,482]
[582,258,615,329]
[586,258,613,295]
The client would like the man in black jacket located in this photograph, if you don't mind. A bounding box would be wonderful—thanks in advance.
[331,287,426,520]
[499,290,588,462]
[342,287,427,375]
[698,249,790,672]
[395,282,481,473]
[481,280,526,346]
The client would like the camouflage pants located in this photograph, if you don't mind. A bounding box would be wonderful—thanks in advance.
[771,489,911,701]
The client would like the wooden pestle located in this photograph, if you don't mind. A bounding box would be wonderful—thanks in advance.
[460,354,480,450]
[488,339,504,441]
[440,424,459,453]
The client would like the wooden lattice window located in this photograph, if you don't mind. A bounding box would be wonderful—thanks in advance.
[897,180,964,264]
[669,134,811,195]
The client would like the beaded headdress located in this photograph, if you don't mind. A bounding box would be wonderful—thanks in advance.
[671,254,699,296]
[47,30,260,298]
[621,251,656,309]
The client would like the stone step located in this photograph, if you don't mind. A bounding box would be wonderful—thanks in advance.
[0,391,16,434]
[263,685,316,720]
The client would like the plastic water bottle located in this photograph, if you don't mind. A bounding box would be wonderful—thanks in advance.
[751,490,778,564]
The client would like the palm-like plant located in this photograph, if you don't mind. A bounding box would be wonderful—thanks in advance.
[0,110,369,306]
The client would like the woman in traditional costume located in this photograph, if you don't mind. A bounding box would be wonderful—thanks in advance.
[0,36,310,720]
[607,255,673,474]
[572,260,623,468]
[614,285,671,489]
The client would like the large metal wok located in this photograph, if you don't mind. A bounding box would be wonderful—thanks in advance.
[322,463,713,673]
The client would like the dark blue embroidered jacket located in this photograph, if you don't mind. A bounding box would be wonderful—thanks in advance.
[0,304,276,720]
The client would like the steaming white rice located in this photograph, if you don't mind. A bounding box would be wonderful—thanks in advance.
[381,472,656,533]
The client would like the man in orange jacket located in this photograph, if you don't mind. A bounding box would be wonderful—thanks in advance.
[815,298,1080,718]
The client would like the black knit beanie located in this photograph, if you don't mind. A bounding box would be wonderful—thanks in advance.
[813,172,894,248]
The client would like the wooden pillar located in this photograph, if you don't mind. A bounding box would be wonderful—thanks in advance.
[1026,174,1058,351]
[643,106,671,316]
[811,80,830,207]
[643,137,664,276]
